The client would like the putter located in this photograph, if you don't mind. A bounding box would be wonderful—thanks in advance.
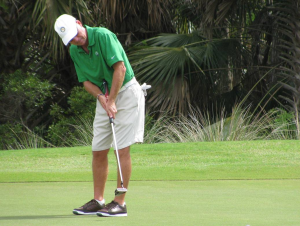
[110,117,128,196]
[102,79,127,196]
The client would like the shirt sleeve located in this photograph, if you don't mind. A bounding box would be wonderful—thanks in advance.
[100,32,124,68]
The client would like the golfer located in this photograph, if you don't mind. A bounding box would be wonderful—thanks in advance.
[54,14,147,217]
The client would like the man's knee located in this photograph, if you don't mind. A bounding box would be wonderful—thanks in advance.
[93,149,109,161]
[116,146,131,159]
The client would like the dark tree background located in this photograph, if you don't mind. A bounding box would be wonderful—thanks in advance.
[1,0,300,149]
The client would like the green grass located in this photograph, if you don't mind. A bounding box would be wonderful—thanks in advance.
[1,140,299,182]
[0,141,300,226]
[1,180,299,226]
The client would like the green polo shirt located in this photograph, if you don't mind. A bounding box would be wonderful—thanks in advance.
[70,26,134,93]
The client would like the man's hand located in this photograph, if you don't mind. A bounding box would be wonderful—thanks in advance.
[83,61,126,119]
[98,95,116,118]
[106,99,117,119]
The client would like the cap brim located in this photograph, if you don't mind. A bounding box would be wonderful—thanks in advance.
[62,29,78,46]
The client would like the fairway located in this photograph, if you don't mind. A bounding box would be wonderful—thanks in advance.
[1,141,300,225]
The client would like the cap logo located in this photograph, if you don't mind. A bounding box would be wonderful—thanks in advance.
[60,27,66,32]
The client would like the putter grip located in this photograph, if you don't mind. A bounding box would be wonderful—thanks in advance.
[109,117,114,124]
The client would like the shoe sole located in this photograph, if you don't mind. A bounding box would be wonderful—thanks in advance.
[97,212,127,217]
[73,210,98,215]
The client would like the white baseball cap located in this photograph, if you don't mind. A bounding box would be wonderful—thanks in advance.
[54,14,78,45]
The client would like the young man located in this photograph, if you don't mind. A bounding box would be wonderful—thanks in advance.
[54,14,148,217]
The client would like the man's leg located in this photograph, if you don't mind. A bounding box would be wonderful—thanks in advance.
[114,146,131,205]
[93,149,110,201]
[72,149,109,215]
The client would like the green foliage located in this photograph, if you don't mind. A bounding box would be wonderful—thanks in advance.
[2,0,300,150]
[47,86,95,147]
[272,0,300,120]
[267,108,298,139]
[0,123,54,150]
[143,106,298,143]
[129,31,245,115]
[2,70,53,109]
[67,86,96,115]
[2,102,300,150]
[0,124,22,150]
[10,126,54,150]
[143,113,166,144]
[46,115,94,147]
[272,109,296,128]
[0,70,54,149]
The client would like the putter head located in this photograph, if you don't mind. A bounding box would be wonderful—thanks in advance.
[115,187,127,196]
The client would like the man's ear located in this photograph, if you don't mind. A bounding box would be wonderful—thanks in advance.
[76,20,82,26]
[76,20,83,31]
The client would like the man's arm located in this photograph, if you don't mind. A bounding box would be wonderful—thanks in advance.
[106,61,126,118]
[83,81,107,112]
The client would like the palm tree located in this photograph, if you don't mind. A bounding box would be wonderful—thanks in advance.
[129,32,244,115]
[129,0,300,117]
[0,0,92,132]
[0,0,30,73]
[2,0,300,140]
[89,0,175,45]
[129,0,263,115]
[0,0,92,72]
[0,0,180,132]
[271,0,300,137]
[1,0,177,70]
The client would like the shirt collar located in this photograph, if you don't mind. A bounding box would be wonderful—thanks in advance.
[76,25,95,52]
[85,25,95,46]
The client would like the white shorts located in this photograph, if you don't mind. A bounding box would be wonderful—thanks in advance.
[92,78,145,151]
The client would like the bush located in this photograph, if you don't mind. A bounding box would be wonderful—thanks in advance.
[0,124,22,150]
[0,70,54,126]
[47,86,95,147]
[0,70,54,150]
[143,106,299,143]
[267,108,298,139]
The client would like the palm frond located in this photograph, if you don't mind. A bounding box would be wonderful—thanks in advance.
[145,31,206,47]
[130,32,243,114]
[96,0,175,37]
[270,0,300,117]
[30,0,91,62]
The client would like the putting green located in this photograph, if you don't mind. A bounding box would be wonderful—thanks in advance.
[1,180,299,226]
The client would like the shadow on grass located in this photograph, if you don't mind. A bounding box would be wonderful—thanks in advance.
[0,215,89,220]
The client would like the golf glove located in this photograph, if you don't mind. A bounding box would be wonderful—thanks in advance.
[141,83,151,96]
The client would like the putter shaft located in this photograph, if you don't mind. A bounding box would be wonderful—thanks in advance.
[110,118,125,188]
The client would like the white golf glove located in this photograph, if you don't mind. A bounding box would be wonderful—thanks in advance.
[141,83,151,96]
